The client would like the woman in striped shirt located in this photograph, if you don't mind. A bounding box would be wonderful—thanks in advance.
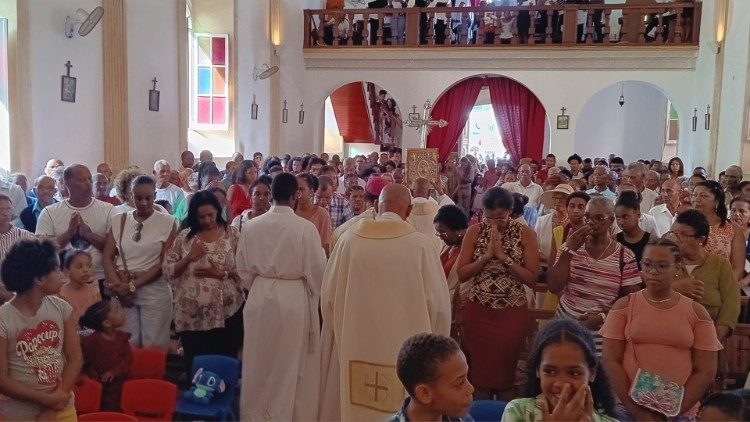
[548,196,642,349]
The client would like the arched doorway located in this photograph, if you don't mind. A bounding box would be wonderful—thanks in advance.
[575,81,679,162]
[323,81,403,157]
[426,75,549,165]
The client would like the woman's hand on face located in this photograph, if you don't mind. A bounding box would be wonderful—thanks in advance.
[564,225,592,251]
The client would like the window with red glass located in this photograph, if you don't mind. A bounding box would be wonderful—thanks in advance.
[193,33,228,129]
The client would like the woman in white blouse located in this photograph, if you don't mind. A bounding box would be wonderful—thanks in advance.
[103,175,177,349]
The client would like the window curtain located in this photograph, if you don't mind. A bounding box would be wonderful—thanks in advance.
[426,77,484,163]
[487,77,547,164]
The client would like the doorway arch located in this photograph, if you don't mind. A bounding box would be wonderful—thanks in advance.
[574,81,679,162]
[426,74,549,164]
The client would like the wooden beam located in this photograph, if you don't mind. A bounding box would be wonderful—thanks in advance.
[102,0,129,170]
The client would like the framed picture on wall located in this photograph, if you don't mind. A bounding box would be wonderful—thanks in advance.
[61,75,76,103]
[556,114,569,130]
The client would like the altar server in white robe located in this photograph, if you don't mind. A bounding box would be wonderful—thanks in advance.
[408,177,455,255]
[318,183,451,421]
[236,173,327,421]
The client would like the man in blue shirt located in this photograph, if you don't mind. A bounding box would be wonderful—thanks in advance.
[20,175,56,233]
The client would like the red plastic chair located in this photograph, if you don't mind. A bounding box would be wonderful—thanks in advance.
[130,348,167,379]
[73,377,102,415]
[79,412,138,421]
[120,379,177,421]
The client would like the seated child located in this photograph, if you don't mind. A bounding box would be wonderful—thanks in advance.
[389,333,475,422]
[79,299,132,411]
[0,239,82,421]
[58,250,100,325]
[502,319,619,422]
[698,391,748,421]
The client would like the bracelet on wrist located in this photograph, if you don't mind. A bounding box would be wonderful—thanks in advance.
[559,244,574,255]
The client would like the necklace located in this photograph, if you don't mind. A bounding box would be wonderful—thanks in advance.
[644,292,674,303]
[585,238,613,263]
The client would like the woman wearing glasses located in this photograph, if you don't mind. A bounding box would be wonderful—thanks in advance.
[601,238,721,420]
[103,175,177,348]
[691,180,746,280]
[456,186,539,400]
[669,209,740,344]
[548,196,642,351]
[163,190,245,373]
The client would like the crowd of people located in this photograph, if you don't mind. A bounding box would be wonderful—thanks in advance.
[0,146,749,421]
[318,0,697,46]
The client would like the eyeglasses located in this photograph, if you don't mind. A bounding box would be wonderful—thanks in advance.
[132,222,143,242]
[583,213,610,222]
[664,230,698,241]
[640,260,675,274]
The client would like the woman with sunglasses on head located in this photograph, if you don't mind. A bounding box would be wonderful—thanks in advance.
[456,186,539,400]
[692,180,746,280]
[102,175,178,349]
[601,237,721,421]
[548,197,642,353]
[163,190,245,375]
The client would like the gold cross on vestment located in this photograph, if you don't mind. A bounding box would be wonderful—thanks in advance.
[364,371,389,403]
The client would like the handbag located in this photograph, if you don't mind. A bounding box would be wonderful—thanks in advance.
[627,294,684,417]
[116,213,137,308]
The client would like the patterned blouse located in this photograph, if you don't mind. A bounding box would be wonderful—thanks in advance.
[469,219,527,309]
[163,227,245,333]
[706,222,733,261]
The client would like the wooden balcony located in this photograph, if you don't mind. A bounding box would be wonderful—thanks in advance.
[303,2,701,49]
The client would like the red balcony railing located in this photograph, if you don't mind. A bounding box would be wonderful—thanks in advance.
[303,2,701,48]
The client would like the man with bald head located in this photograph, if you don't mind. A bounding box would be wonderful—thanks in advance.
[502,163,543,207]
[585,165,616,200]
[724,165,743,202]
[648,178,684,237]
[319,183,451,421]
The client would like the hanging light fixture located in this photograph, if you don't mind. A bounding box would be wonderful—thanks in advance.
[618,83,625,107]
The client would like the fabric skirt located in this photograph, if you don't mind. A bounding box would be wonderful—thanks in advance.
[462,300,530,390]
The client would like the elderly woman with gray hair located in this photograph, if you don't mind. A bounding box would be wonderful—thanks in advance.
[548,196,643,351]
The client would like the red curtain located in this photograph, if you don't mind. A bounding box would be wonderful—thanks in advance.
[426,77,484,163]
[487,77,547,164]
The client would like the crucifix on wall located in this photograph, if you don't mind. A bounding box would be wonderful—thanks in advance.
[61,60,76,103]
[149,77,160,112]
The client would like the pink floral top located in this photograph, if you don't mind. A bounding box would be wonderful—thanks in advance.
[163,227,244,332]
[706,222,733,261]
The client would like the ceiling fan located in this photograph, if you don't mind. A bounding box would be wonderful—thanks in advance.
[253,64,279,81]
[65,6,105,38]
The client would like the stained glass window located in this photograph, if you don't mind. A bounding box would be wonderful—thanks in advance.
[193,33,228,129]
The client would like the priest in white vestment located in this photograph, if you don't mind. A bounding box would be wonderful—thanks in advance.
[318,184,452,421]
[408,177,455,255]
[236,173,327,421]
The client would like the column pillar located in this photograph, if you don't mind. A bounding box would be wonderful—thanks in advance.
[102,0,129,170]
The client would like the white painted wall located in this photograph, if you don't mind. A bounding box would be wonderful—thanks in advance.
[575,82,668,163]
[27,0,104,176]
[126,0,180,171]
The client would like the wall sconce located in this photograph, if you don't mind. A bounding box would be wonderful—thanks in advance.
[714,0,728,51]
[251,95,258,120]
[282,100,288,123]
[618,83,625,107]
[705,105,711,130]
[299,103,305,124]
[269,0,282,49]
[692,108,697,132]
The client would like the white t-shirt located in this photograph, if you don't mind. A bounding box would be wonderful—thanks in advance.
[110,210,176,273]
[36,199,114,281]
[502,180,544,208]
[640,188,659,214]
[155,183,185,215]
[113,203,169,215]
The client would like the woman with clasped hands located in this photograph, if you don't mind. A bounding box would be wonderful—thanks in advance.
[456,186,539,400]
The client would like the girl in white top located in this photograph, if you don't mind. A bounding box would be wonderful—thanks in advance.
[103,176,177,349]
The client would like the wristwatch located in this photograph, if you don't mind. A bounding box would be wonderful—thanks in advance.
[559,244,574,254]
[128,281,136,293]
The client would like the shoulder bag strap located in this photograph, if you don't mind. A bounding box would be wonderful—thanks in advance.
[118,213,131,276]
[628,293,640,366]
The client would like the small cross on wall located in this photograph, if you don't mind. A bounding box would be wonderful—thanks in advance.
[64,61,73,77]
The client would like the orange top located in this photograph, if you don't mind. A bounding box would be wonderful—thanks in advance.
[600,291,722,386]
